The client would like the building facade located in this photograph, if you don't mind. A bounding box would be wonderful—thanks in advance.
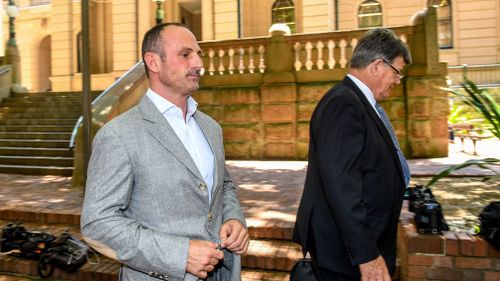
[1,0,499,92]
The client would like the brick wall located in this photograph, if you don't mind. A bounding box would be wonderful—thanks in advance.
[398,203,500,281]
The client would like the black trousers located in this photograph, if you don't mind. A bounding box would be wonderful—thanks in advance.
[309,255,359,281]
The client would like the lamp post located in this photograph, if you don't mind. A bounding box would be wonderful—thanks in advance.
[154,0,165,25]
[5,0,21,84]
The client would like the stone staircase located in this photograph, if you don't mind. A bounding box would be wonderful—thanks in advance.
[0,92,92,176]
[0,210,299,281]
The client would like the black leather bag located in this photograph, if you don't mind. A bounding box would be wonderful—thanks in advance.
[290,257,318,281]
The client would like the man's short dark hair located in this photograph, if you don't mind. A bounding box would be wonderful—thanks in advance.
[350,28,412,68]
[141,22,187,77]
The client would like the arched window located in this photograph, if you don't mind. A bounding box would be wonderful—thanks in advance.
[272,0,295,33]
[428,0,453,48]
[358,0,382,28]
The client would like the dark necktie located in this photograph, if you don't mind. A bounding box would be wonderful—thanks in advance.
[375,103,411,187]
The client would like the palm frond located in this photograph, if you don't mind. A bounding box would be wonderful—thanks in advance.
[427,158,500,187]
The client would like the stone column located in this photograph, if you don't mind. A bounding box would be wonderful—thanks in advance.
[201,0,214,40]
[112,0,138,72]
[50,0,74,91]
[260,29,298,159]
[405,7,449,158]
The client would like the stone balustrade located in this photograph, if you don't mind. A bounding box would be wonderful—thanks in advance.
[199,27,412,76]
[199,37,268,76]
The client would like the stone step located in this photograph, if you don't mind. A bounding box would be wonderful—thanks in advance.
[0,147,73,157]
[3,96,83,103]
[0,101,82,108]
[0,164,73,176]
[0,107,81,114]
[0,156,73,167]
[0,112,81,119]
[0,139,70,148]
[242,269,289,281]
[243,239,302,272]
[248,221,294,241]
[0,119,78,126]
[0,132,72,140]
[0,273,39,280]
[0,257,290,281]
[0,126,74,133]
[10,91,100,98]
[0,220,292,281]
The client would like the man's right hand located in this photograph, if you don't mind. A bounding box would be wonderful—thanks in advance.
[186,240,224,279]
[359,255,391,281]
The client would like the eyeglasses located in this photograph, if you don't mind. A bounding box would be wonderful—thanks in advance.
[381,59,404,80]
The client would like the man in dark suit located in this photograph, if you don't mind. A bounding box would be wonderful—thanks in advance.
[293,28,412,281]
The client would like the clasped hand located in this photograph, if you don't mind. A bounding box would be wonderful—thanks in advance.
[186,220,249,278]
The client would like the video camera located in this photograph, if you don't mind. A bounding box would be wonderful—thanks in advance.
[406,185,449,234]
[0,222,91,278]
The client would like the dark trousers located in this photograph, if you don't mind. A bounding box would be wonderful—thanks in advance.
[310,256,359,281]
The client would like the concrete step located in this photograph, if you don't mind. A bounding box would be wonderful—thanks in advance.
[0,139,70,148]
[0,126,74,133]
[0,132,72,140]
[0,164,73,176]
[0,119,78,126]
[0,147,73,157]
[0,156,73,167]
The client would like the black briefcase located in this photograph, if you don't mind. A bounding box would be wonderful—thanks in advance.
[290,257,318,281]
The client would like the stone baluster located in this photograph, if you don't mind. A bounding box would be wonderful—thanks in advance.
[218,49,226,75]
[400,34,407,43]
[305,41,313,70]
[316,40,325,70]
[208,49,215,75]
[248,46,255,74]
[339,39,347,68]
[238,47,245,74]
[350,38,358,54]
[228,48,235,74]
[294,42,303,71]
[328,40,336,69]
[258,45,266,73]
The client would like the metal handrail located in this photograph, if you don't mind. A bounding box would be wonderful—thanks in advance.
[447,63,500,87]
[0,65,12,75]
[69,60,145,149]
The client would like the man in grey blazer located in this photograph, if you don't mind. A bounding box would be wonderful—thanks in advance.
[81,23,249,281]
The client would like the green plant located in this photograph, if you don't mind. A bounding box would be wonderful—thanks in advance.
[427,78,500,187]
[451,79,500,138]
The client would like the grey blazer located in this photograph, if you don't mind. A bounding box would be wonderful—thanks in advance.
[81,95,246,281]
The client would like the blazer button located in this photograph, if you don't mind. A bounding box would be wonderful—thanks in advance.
[199,183,207,191]
[208,212,213,220]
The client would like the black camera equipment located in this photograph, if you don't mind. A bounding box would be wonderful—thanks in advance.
[478,201,500,250]
[405,185,449,234]
[0,222,55,258]
[0,222,92,278]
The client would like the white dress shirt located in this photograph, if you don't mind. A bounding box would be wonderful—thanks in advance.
[146,89,215,203]
[347,74,380,118]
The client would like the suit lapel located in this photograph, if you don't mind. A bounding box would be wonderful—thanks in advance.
[138,96,204,182]
[342,77,405,180]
